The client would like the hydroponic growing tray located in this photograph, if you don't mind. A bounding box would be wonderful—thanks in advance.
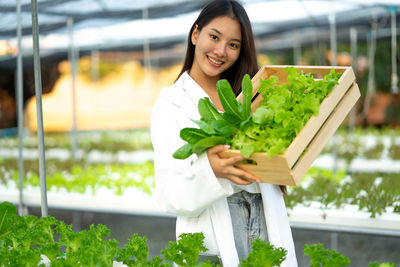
[220,65,360,186]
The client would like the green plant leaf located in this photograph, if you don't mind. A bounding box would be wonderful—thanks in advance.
[0,201,17,239]
[161,233,208,266]
[239,239,286,267]
[304,243,352,267]
[173,143,194,159]
[240,144,256,158]
[216,79,242,121]
[180,128,210,144]
[192,136,226,154]
[198,98,224,123]
[192,119,216,135]
[223,112,243,126]
[241,74,253,119]
[258,75,279,97]
[252,107,273,125]
[116,234,149,265]
[211,120,236,137]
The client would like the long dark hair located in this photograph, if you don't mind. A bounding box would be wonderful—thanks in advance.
[176,0,258,96]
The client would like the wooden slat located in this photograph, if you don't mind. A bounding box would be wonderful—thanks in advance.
[240,65,355,168]
[292,83,361,184]
[222,65,360,186]
[219,149,295,185]
[284,67,355,167]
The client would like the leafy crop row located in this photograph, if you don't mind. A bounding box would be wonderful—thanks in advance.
[0,129,152,152]
[1,160,154,196]
[0,201,284,267]
[1,202,396,267]
[285,167,400,217]
[321,135,400,163]
[1,159,399,217]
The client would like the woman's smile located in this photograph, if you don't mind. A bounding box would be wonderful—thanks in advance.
[207,55,224,66]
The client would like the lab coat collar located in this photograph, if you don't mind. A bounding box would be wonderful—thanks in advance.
[171,72,210,118]
[182,71,209,101]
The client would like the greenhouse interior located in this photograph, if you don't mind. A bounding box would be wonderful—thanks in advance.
[0,0,400,266]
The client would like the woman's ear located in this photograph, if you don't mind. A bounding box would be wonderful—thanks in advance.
[191,24,199,45]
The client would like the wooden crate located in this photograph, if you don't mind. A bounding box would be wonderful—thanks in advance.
[219,65,360,186]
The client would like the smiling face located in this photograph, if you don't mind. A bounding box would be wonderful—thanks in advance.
[189,15,242,87]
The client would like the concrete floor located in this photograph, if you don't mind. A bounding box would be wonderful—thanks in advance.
[29,207,400,266]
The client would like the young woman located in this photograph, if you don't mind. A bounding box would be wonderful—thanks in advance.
[150,1,297,266]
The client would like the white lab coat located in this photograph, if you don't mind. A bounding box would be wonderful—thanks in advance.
[150,72,298,267]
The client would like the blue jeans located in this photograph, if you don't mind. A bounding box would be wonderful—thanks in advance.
[227,191,268,260]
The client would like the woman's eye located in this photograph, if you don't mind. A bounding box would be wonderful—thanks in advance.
[210,34,218,40]
[230,43,240,49]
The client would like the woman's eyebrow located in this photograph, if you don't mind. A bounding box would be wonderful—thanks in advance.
[210,28,241,43]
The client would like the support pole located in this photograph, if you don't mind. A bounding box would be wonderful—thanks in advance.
[31,0,48,217]
[293,39,301,65]
[142,7,151,86]
[329,8,337,66]
[16,0,26,216]
[330,232,338,251]
[391,7,398,94]
[349,27,358,131]
[329,4,338,174]
[68,18,78,161]
[91,50,99,84]
[362,15,378,122]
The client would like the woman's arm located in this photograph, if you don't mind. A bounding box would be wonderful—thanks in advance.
[151,96,234,217]
[151,92,260,217]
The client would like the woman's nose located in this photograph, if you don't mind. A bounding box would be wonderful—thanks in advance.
[214,42,227,57]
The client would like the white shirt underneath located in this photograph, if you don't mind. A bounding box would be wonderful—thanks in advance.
[230,182,261,194]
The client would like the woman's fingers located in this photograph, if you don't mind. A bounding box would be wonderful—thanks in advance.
[226,175,252,185]
[207,145,261,185]
[226,165,261,183]
[208,144,231,154]
[223,155,246,165]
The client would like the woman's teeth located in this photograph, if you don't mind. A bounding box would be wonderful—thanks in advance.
[208,56,223,65]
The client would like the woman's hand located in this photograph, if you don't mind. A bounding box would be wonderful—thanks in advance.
[207,145,261,185]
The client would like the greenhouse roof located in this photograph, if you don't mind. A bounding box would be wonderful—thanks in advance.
[0,0,400,64]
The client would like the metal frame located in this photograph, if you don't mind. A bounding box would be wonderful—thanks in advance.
[16,0,25,216]
[31,0,48,217]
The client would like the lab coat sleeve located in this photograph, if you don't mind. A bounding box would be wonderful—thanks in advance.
[150,93,234,217]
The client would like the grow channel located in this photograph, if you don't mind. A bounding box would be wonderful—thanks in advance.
[1,128,400,233]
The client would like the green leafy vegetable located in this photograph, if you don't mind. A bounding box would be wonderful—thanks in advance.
[173,143,195,159]
[161,232,208,266]
[173,74,253,159]
[241,73,253,119]
[0,201,16,240]
[198,98,224,123]
[304,243,352,267]
[173,68,341,159]
[239,239,287,267]
[217,79,243,123]
[181,128,210,144]
[369,262,397,267]
[1,202,395,266]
